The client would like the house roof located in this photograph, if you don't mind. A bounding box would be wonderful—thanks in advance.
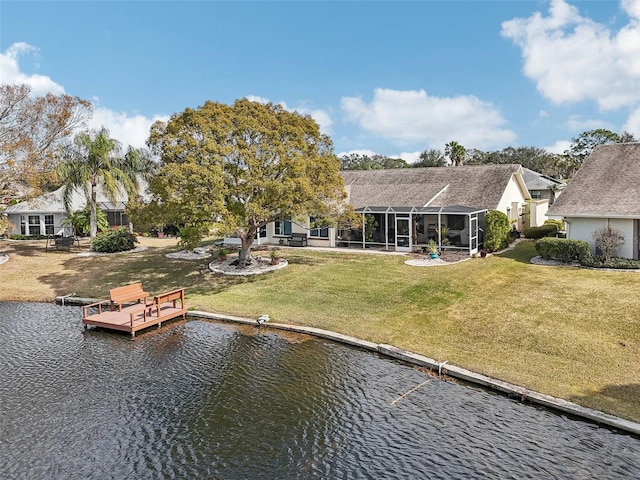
[5,179,150,215]
[341,164,526,210]
[548,143,640,218]
[522,168,565,191]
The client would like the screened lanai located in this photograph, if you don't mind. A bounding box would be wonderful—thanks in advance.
[337,205,487,255]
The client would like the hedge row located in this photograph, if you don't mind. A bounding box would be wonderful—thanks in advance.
[523,224,559,239]
[580,255,640,269]
[535,237,590,263]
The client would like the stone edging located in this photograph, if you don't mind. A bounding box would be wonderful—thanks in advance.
[54,296,640,437]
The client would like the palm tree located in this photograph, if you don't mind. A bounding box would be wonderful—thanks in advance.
[56,127,146,239]
[445,141,467,166]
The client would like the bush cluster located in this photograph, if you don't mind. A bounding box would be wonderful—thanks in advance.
[92,227,138,253]
[543,219,564,231]
[523,224,559,239]
[535,237,590,263]
[9,234,49,240]
[579,255,640,269]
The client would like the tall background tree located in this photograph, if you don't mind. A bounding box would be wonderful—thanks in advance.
[340,153,408,170]
[0,83,92,196]
[563,129,638,178]
[412,148,446,167]
[445,141,466,166]
[55,127,147,239]
[147,99,348,267]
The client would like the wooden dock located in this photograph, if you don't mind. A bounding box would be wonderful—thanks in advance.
[82,285,187,336]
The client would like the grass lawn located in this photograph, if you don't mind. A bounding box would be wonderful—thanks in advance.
[1,237,639,423]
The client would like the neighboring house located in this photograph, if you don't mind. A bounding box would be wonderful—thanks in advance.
[522,168,566,227]
[522,168,565,205]
[246,164,530,255]
[5,182,147,237]
[547,143,640,260]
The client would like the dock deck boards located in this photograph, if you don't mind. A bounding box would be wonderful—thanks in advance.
[82,287,187,336]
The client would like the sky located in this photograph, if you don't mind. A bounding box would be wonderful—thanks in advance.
[2,0,640,163]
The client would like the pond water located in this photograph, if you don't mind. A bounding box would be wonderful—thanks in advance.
[1,302,639,479]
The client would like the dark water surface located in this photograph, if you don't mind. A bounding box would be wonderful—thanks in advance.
[1,302,639,479]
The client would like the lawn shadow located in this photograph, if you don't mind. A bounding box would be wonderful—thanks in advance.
[569,383,640,428]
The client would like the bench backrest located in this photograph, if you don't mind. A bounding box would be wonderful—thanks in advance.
[290,233,307,239]
[154,288,184,307]
[110,283,149,303]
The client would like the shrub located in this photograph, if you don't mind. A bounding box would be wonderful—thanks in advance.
[484,210,510,251]
[543,219,564,231]
[523,224,559,239]
[580,254,640,269]
[177,225,207,252]
[9,234,49,240]
[92,227,138,253]
[592,226,625,262]
[535,237,590,263]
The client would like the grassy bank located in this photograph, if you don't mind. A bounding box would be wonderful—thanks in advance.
[1,237,639,423]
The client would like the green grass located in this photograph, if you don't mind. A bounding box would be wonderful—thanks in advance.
[2,237,639,422]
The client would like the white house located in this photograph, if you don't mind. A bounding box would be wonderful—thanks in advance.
[247,164,531,255]
[547,143,640,260]
[4,181,147,237]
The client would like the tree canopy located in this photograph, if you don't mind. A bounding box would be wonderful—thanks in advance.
[0,83,92,195]
[340,153,409,170]
[444,141,466,166]
[146,99,348,266]
[412,148,446,168]
[56,127,147,239]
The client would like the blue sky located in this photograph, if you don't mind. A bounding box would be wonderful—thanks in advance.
[2,0,640,162]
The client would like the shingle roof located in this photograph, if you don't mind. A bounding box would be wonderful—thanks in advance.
[341,164,524,210]
[522,168,565,191]
[5,178,150,215]
[547,143,640,217]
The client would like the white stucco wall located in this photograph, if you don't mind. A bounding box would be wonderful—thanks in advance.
[496,176,527,219]
[529,200,549,228]
[566,217,636,258]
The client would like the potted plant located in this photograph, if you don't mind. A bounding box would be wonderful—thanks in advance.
[427,239,439,259]
[217,247,229,262]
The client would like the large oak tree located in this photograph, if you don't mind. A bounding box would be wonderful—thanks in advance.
[0,83,92,195]
[147,99,347,267]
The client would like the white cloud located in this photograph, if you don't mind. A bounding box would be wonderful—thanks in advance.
[245,95,333,133]
[565,115,614,132]
[398,151,422,164]
[2,42,167,149]
[0,42,65,96]
[501,0,640,110]
[538,110,549,118]
[335,149,378,158]
[544,140,572,154]
[88,108,169,149]
[341,88,516,150]
[623,105,640,136]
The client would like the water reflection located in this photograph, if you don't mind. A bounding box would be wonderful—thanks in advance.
[1,302,639,479]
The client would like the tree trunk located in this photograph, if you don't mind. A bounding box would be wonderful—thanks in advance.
[89,183,98,240]
[237,227,257,268]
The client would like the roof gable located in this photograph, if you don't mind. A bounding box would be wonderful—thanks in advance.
[548,143,640,217]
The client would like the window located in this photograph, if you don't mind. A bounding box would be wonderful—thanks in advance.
[530,190,541,199]
[28,215,41,235]
[447,216,465,231]
[45,215,55,235]
[309,217,329,238]
[254,225,267,239]
[274,221,292,236]
[20,215,26,235]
